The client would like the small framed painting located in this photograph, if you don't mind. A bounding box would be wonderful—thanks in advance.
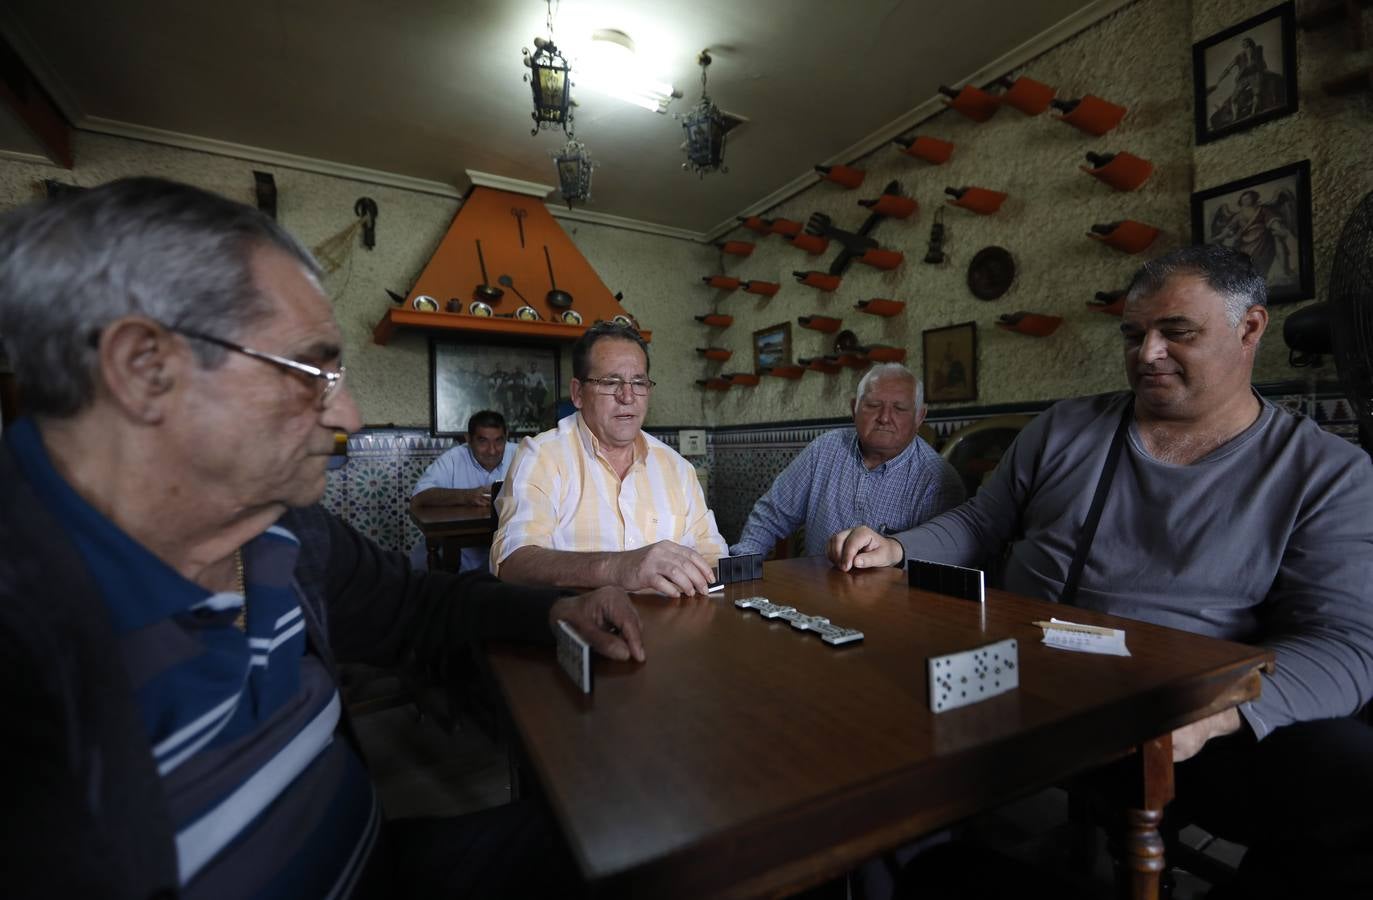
[753,322,792,373]
[1190,160,1313,303]
[1192,2,1298,145]
[922,322,977,404]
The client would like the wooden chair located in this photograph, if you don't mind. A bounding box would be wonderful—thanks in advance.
[939,415,1033,497]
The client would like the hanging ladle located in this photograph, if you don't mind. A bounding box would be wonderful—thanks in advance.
[543,245,574,309]
[473,239,504,303]
[497,274,530,304]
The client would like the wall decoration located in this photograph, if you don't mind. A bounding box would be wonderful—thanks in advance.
[923,322,978,403]
[753,322,792,373]
[1192,2,1297,145]
[1190,159,1313,302]
[429,339,559,437]
[967,246,1016,300]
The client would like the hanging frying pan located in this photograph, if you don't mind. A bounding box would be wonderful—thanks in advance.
[473,240,504,303]
[543,246,574,309]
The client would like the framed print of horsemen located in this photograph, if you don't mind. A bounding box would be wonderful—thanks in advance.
[429,339,561,437]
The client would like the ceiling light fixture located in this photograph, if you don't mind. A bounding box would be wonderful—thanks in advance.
[523,0,574,136]
[678,50,728,177]
[552,138,596,208]
[577,29,680,114]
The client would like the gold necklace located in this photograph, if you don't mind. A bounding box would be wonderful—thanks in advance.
[232,548,247,631]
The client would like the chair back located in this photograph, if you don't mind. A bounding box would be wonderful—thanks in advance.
[939,415,1034,497]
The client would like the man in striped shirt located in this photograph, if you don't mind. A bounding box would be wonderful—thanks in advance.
[0,178,643,898]
[492,322,727,596]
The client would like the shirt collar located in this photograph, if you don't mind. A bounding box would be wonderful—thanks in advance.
[852,428,921,473]
[574,412,647,469]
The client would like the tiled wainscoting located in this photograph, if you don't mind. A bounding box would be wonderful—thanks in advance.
[323,384,1362,554]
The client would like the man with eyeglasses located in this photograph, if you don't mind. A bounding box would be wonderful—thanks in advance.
[0,177,642,898]
[491,321,726,595]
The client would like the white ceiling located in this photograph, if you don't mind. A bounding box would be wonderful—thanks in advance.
[1,0,1128,237]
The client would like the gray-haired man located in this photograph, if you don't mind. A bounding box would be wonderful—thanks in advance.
[0,177,640,898]
[830,245,1373,898]
[730,363,963,558]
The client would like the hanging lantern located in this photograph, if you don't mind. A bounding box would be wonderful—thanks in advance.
[678,50,728,176]
[552,139,595,208]
[522,2,573,136]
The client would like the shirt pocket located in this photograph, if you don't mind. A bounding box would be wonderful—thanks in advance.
[636,511,687,545]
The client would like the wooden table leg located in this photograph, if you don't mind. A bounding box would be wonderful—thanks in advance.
[426,537,442,571]
[1121,733,1175,900]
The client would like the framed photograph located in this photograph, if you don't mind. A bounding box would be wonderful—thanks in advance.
[923,322,977,404]
[1192,2,1297,145]
[1190,159,1313,303]
[429,339,560,437]
[753,322,792,373]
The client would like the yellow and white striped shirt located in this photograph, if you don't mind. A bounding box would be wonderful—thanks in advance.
[490,413,725,574]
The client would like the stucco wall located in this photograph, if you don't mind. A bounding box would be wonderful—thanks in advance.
[699,0,1371,427]
[0,131,712,429]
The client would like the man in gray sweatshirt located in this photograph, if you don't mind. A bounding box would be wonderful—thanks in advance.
[829,245,1372,898]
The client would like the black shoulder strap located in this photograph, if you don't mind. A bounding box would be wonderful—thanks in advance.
[1059,399,1133,606]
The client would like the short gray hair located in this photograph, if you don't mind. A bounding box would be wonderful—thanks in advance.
[1125,244,1266,327]
[0,177,320,417]
[855,362,923,409]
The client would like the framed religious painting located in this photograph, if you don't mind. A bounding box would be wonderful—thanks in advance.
[1190,160,1313,303]
[429,339,560,437]
[752,322,792,373]
[1192,2,1297,145]
[922,322,977,404]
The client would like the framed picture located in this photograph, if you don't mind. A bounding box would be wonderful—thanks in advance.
[1192,2,1297,145]
[1190,159,1313,303]
[429,339,560,437]
[923,322,977,404]
[753,322,792,373]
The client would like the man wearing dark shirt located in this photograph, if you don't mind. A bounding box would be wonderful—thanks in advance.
[0,178,643,898]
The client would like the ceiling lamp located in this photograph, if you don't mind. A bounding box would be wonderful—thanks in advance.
[552,138,595,208]
[523,0,574,136]
[678,50,728,177]
[578,29,680,114]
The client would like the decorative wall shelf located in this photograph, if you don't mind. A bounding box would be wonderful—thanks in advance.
[697,347,732,361]
[798,314,843,333]
[894,135,954,165]
[717,240,755,256]
[836,352,872,368]
[815,164,866,189]
[996,75,1056,115]
[737,215,771,234]
[865,345,907,362]
[742,280,781,297]
[697,377,731,391]
[996,312,1063,337]
[1088,289,1127,315]
[770,218,804,237]
[800,356,842,374]
[858,194,918,218]
[703,275,741,290]
[695,313,734,327]
[939,84,1000,122]
[855,298,906,317]
[372,308,652,346]
[725,372,761,386]
[857,248,904,270]
[760,365,805,379]
[945,186,1007,215]
[1082,151,1154,191]
[790,233,830,255]
[1051,95,1127,136]
[793,271,843,292]
[1087,220,1160,254]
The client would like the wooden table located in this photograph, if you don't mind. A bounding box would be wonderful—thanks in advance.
[407,501,495,571]
[486,558,1273,900]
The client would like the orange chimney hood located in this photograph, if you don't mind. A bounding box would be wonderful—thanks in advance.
[373,171,648,344]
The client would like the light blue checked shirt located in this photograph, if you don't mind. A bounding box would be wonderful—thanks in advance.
[730,428,965,558]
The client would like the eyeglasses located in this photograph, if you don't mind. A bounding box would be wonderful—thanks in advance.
[171,327,347,409]
[581,376,656,397]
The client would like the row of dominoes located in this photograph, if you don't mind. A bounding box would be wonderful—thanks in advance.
[734,597,864,646]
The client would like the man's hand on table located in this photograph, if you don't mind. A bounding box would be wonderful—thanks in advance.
[550,586,645,663]
[1172,708,1241,762]
[612,541,714,598]
[828,526,904,571]
[458,487,492,508]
